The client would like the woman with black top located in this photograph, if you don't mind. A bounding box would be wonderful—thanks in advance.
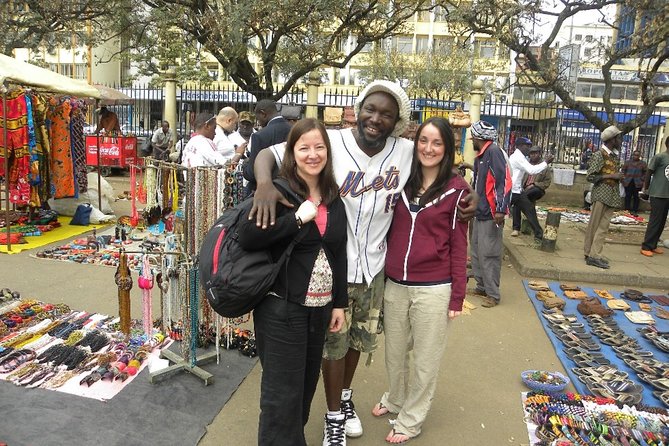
[237,118,348,446]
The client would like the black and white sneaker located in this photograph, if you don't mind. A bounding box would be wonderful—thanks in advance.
[322,413,346,446]
[340,389,363,438]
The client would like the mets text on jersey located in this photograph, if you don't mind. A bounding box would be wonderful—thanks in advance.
[339,167,401,212]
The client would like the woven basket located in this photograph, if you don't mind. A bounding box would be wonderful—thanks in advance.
[521,370,569,393]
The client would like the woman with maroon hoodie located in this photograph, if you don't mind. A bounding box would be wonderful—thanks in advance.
[371,117,469,444]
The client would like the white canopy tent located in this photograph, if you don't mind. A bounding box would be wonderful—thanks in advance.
[1,54,102,250]
[0,53,100,99]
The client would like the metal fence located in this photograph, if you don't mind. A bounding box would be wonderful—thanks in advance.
[104,82,666,165]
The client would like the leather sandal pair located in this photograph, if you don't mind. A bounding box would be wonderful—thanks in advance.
[620,289,652,303]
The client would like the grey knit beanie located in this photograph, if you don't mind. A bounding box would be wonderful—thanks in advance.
[354,80,411,137]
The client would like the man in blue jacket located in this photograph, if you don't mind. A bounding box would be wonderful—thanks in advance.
[469,121,512,308]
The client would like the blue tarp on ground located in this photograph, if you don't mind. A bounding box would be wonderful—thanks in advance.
[523,280,669,408]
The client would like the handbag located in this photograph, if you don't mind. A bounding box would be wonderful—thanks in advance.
[70,203,93,226]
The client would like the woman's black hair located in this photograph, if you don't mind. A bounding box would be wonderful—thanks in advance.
[278,118,339,205]
[406,116,456,206]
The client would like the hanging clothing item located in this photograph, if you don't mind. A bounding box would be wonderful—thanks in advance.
[0,88,31,205]
[70,99,88,194]
[48,97,76,198]
[31,93,52,204]
[24,93,41,207]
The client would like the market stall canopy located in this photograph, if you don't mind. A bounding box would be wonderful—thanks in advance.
[0,53,100,98]
[92,84,134,105]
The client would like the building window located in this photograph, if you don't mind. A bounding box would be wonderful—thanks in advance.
[417,9,430,21]
[576,84,591,97]
[583,48,592,57]
[433,5,449,21]
[206,63,219,80]
[585,35,593,42]
[475,39,496,59]
[416,36,429,53]
[574,34,582,41]
[625,86,639,100]
[60,65,73,77]
[610,86,625,99]
[394,36,413,54]
[75,63,87,80]
[433,37,454,54]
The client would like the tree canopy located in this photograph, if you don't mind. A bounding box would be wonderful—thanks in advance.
[444,0,669,133]
[358,41,476,99]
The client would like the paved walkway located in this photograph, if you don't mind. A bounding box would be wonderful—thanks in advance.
[504,213,669,289]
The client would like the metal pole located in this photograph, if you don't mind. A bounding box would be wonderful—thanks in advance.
[2,84,11,251]
[96,100,102,211]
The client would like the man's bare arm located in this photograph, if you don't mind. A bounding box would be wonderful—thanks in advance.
[250,149,293,228]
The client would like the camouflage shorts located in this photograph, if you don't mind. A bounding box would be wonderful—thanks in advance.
[323,272,385,361]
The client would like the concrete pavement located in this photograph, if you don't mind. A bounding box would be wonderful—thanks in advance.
[2,173,668,445]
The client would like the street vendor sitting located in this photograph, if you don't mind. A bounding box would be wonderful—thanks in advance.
[95,106,121,135]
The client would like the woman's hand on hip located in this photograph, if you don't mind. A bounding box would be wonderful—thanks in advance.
[329,308,345,332]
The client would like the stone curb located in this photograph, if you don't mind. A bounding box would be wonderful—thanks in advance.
[503,239,669,289]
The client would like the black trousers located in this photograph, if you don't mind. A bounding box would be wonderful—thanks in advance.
[511,187,544,239]
[254,295,332,446]
[642,197,669,251]
[624,183,641,214]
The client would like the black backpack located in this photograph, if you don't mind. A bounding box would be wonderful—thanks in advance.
[199,179,306,318]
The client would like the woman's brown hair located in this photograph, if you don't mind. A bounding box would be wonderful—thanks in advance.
[278,118,339,205]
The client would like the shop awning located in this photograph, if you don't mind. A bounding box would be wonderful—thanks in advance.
[0,54,100,98]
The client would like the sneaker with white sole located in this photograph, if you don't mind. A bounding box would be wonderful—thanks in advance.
[341,389,363,438]
[511,230,519,236]
[323,413,346,446]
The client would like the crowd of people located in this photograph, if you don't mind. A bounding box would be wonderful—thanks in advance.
[135,79,666,445]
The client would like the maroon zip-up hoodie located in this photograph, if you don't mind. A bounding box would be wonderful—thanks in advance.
[385,175,470,311]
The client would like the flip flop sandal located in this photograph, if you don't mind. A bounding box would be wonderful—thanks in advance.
[655,306,669,320]
[641,376,669,392]
[560,284,581,292]
[599,335,637,347]
[582,377,643,394]
[372,402,392,417]
[542,312,578,324]
[638,303,653,312]
[572,365,623,377]
[564,290,589,300]
[386,428,412,444]
[565,347,606,360]
[572,354,610,368]
[560,335,600,351]
[607,299,631,311]
[549,323,587,335]
[594,289,615,300]
[528,280,551,291]
[535,290,558,301]
[612,346,653,357]
[629,362,668,377]
[587,384,643,406]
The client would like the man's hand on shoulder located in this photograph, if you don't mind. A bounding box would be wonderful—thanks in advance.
[250,181,294,229]
[457,190,478,221]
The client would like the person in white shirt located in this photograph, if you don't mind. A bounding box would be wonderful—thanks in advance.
[213,107,243,161]
[151,120,174,161]
[180,113,226,168]
[509,137,553,240]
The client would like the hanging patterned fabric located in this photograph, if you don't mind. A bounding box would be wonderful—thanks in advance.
[70,100,88,194]
[0,88,31,205]
[31,93,52,204]
[24,94,41,208]
[48,97,76,198]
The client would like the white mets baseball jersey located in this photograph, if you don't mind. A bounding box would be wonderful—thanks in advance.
[270,128,414,284]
